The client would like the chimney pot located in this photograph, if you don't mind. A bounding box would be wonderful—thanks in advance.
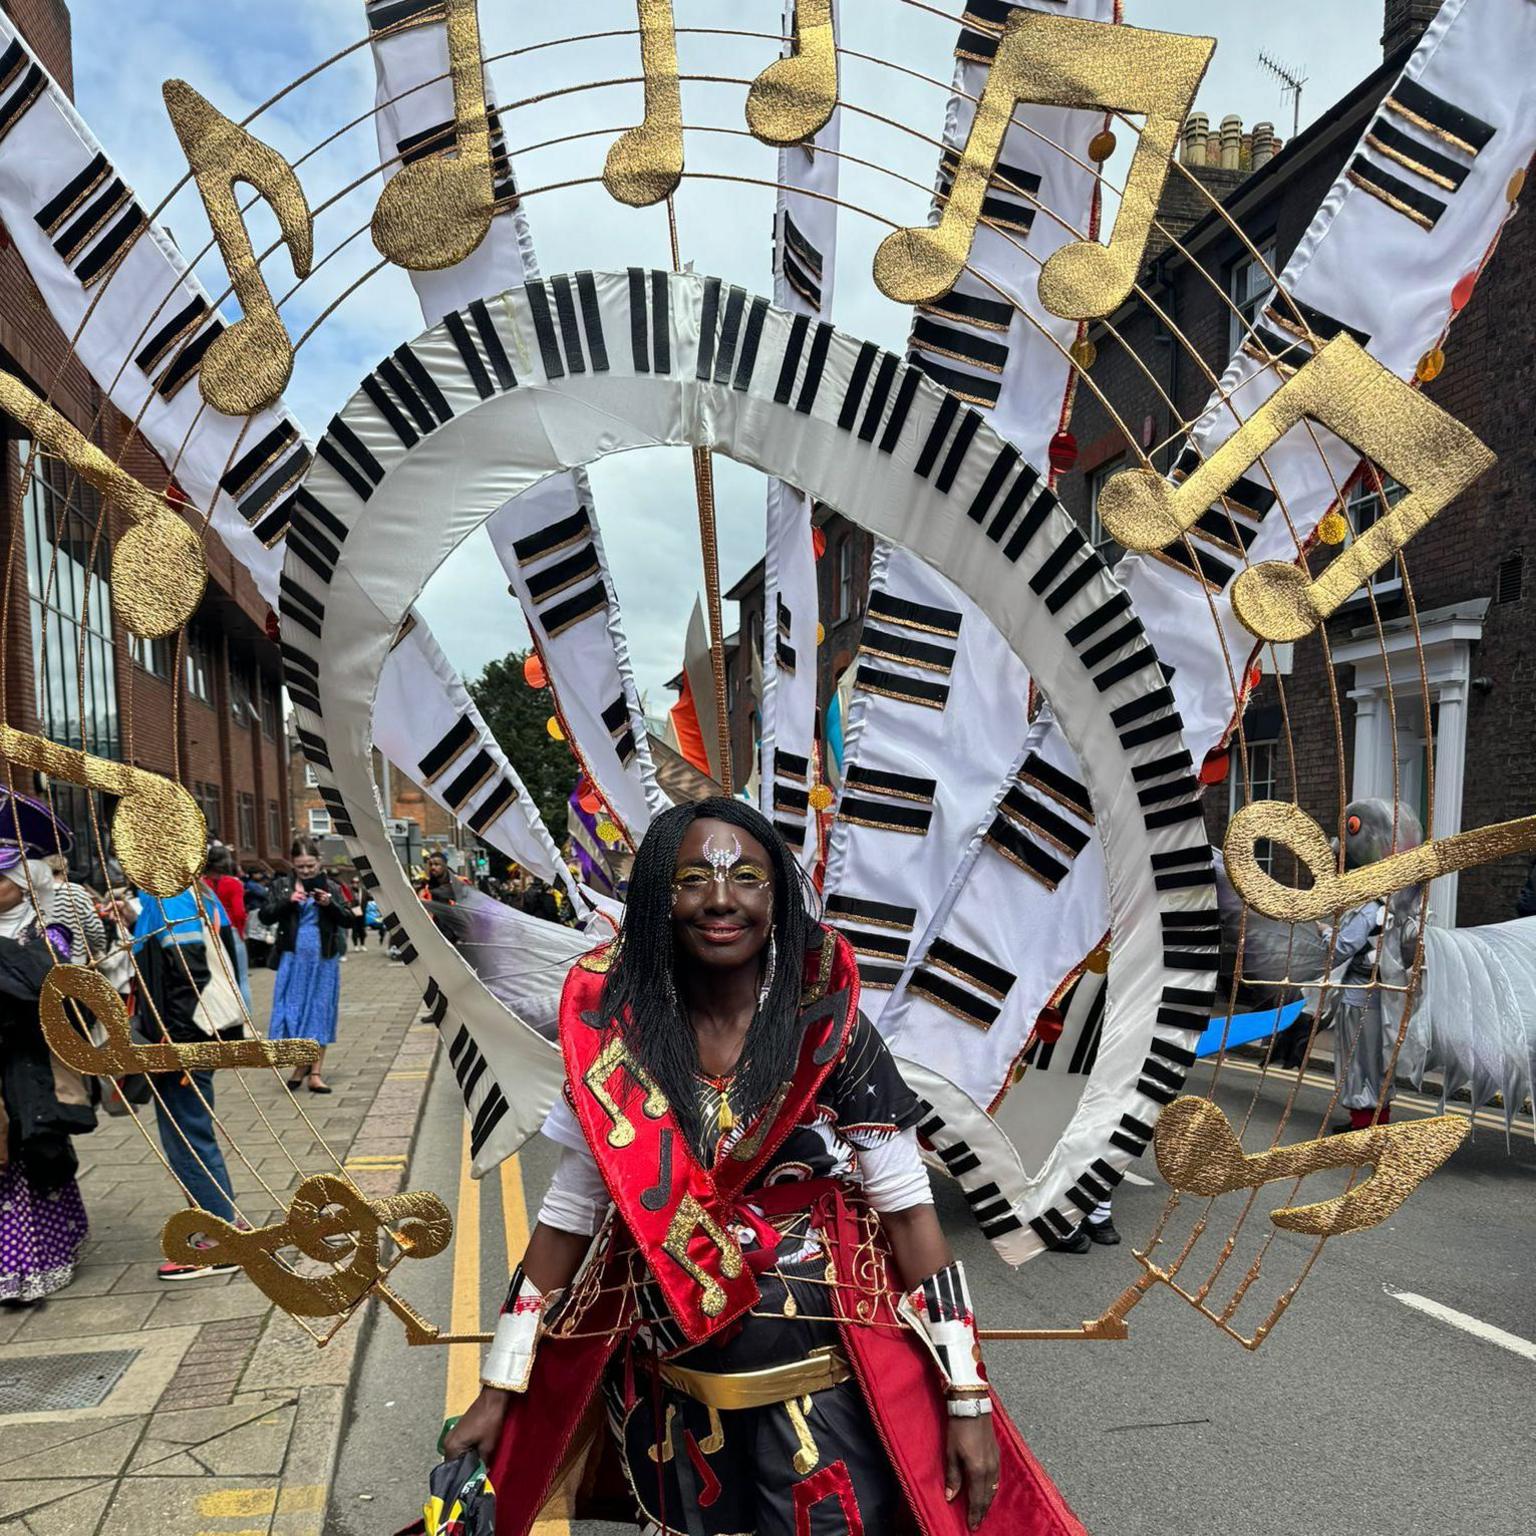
[1220,114,1243,171]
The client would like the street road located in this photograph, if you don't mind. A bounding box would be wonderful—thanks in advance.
[327,1054,1536,1536]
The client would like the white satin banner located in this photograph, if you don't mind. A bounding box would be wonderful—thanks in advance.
[366,0,663,843]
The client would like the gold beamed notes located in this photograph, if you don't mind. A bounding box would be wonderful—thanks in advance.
[163,79,314,417]
[1097,335,1496,642]
[745,0,837,147]
[41,965,319,1076]
[1155,1096,1466,1238]
[0,371,205,639]
[372,0,500,270]
[1225,801,1536,924]
[873,13,1213,318]
[604,0,685,207]
[0,725,206,896]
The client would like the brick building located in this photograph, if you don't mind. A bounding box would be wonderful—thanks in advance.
[1056,0,1533,927]
[0,0,291,873]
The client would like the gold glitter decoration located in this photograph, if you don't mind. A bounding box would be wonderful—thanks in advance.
[1097,335,1494,642]
[161,1174,452,1318]
[1154,1096,1467,1238]
[873,13,1212,317]
[745,0,837,147]
[662,1194,746,1318]
[816,621,826,643]
[604,0,684,207]
[371,0,499,270]
[1316,510,1348,545]
[1509,167,1527,204]
[1415,346,1446,382]
[41,965,320,1075]
[1070,336,1097,371]
[0,371,204,638]
[163,79,314,416]
[0,725,206,896]
[1225,799,1536,923]
[584,1034,669,1148]
[808,783,834,812]
[1083,944,1110,974]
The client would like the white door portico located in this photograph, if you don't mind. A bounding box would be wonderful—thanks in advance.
[1333,599,1488,926]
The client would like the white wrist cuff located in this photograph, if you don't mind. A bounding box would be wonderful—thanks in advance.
[480,1270,560,1392]
[898,1259,987,1395]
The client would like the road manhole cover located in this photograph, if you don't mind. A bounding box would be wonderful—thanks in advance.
[0,1349,139,1415]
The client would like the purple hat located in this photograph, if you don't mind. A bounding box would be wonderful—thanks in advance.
[0,786,73,867]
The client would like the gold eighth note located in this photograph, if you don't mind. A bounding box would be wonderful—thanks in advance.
[1155,1096,1467,1238]
[163,79,314,417]
[745,0,837,148]
[873,13,1213,318]
[604,0,685,208]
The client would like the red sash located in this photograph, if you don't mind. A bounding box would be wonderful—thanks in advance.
[560,927,859,1346]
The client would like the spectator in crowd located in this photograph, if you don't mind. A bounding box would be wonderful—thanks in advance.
[131,884,243,1282]
[521,877,560,924]
[261,840,359,1095]
[243,863,275,968]
[0,846,93,1303]
[42,854,105,967]
[203,845,252,1007]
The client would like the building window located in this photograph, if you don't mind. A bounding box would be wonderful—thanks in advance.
[267,799,282,849]
[196,781,223,841]
[303,762,319,788]
[259,674,280,738]
[833,538,857,623]
[237,791,257,849]
[1086,459,1123,563]
[308,807,332,837]
[1342,468,1405,601]
[132,633,174,679]
[230,664,254,727]
[21,447,120,762]
[1229,241,1277,356]
[1231,739,1278,873]
[186,627,215,704]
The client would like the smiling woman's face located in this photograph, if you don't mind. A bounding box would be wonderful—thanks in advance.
[671,818,774,976]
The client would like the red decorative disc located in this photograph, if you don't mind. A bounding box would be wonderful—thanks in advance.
[1450,270,1478,312]
[1199,749,1230,785]
[812,526,827,560]
[522,652,548,689]
[264,608,280,642]
[577,788,601,815]
[1247,663,1263,693]
[1048,430,1078,475]
[1035,1006,1065,1045]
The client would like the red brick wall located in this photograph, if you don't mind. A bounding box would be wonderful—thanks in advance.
[0,0,73,98]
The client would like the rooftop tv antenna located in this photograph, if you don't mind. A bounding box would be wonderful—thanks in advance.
[1258,51,1308,139]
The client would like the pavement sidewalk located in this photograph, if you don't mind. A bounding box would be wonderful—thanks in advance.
[0,947,440,1536]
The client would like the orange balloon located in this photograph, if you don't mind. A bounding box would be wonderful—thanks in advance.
[523,653,548,689]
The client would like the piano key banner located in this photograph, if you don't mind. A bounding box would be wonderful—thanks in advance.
[282,267,1216,1251]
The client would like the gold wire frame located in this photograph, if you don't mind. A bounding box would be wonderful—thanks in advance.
[0,7,1480,1350]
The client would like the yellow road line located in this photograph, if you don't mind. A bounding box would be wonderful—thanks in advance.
[444,1119,482,1420]
[1208,1055,1525,1134]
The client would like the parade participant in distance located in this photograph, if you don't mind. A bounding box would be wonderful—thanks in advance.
[261,839,359,1094]
[445,799,1083,1536]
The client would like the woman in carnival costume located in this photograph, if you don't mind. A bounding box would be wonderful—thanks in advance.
[446,798,1083,1536]
[0,793,92,1304]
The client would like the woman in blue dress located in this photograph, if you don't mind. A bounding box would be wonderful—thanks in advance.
[260,839,358,1093]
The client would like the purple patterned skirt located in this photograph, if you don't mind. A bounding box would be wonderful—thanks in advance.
[0,1162,88,1302]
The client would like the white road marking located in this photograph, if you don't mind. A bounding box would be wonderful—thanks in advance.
[1387,1288,1536,1362]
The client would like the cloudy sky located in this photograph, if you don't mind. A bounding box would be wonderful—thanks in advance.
[64,0,1386,707]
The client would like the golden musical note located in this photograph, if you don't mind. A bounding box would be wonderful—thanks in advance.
[1097,334,1496,641]
[583,1035,669,1148]
[372,0,500,270]
[1225,800,1536,924]
[163,80,314,417]
[662,1194,745,1318]
[160,1173,452,1320]
[0,724,205,896]
[745,0,837,147]
[604,0,684,207]
[40,965,319,1076]
[1154,1096,1466,1237]
[873,13,1213,316]
[647,1403,724,1463]
[0,371,204,638]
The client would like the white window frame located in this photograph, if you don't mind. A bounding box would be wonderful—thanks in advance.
[307,807,332,837]
[1086,459,1123,555]
[1230,738,1279,874]
[304,763,319,788]
[835,538,856,623]
[1229,241,1277,357]
[1341,469,1405,603]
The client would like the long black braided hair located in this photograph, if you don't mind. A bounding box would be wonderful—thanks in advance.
[598,797,819,1159]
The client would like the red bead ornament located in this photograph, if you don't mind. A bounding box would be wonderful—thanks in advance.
[577,786,601,815]
[812,526,827,560]
[1450,270,1478,312]
[1199,749,1230,786]
[1048,430,1078,475]
[1035,1007,1065,1045]
[264,608,280,642]
[1247,663,1263,694]
[522,653,548,689]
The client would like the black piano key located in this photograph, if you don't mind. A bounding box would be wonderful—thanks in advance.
[967,443,1019,526]
[696,275,721,381]
[878,366,923,454]
[858,351,899,441]
[1002,486,1057,563]
[649,270,670,373]
[469,298,516,390]
[444,308,494,400]
[844,765,936,802]
[837,340,878,431]
[418,715,478,782]
[713,285,747,386]
[362,370,420,449]
[794,321,834,414]
[525,278,565,379]
[395,342,452,427]
[512,507,590,565]
[550,274,587,375]
[775,313,810,405]
[837,795,933,835]
[854,664,949,711]
[468,779,517,835]
[934,409,982,494]
[734,297,768,391]
[540,582,607,638]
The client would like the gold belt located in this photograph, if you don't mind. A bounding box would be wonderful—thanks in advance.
[658,1345,852,1411]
